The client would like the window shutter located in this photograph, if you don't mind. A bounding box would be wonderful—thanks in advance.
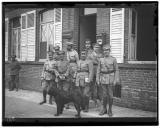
[5,19,8,61]
[21,10,36,61]
[54,8,62,50]
[110,8,124,63]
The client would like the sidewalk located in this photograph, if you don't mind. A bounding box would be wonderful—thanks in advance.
[5,89,157,117]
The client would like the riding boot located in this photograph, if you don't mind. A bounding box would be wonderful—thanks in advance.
[83,97,89,112]
[39,90,47,105]
[99,97,107,116]
[108,98,113,117]
[49,95,53,104]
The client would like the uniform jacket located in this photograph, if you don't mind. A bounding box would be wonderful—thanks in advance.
[9,60,21,75]
[66,49,79,78]
[41,59,57,80]
[54,59,69,78]
[66,49,79,64]
[96,56,118,85]
[75,59,93,87]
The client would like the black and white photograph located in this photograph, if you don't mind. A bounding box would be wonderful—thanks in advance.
[2,2,158,126]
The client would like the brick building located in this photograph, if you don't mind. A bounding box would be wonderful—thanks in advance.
[4,4,157,111]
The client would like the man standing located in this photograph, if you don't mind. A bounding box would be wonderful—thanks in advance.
[54,51,70,92]
[96,44,118,117]
[75,51,93,112]
[40,51,57,105]
[8,55,21,91]
[89,43,103,104]
[66,42,79,83]
[85,39,93,61]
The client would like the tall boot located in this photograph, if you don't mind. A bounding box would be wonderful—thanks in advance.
[83,97,89,112]
[108,98,113,117]
[39,90,47,105]
[49,95,53,104]
[99,97,107,116]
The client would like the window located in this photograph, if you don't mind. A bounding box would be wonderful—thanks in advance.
[39,8,62,60]
[11,17,21,60]
[128,9,137,61]
[5,18,8,61]
[110,8,124,63]
[21,10,36,61]
[128,6,156,63]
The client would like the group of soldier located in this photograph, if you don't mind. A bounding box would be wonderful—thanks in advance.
[40,39,119,117]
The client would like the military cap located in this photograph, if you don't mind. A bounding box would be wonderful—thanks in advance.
[58,50,65,55]
[54,45,60,51]
[103,44,111,50]
[66,42,73,46]
[93,43,101,48]
[81,51,86,56]
[85,39,91,44]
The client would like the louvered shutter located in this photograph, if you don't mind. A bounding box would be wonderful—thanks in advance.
[110,8,124,63]
[21,14,28,61]
[54,8,62,50]
[27,11,36,61]
[21,10,36,61]
[5,19,8,61]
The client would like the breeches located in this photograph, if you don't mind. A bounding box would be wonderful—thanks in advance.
[42,80,56,93]
[9,74,19,89]
[101,84,113,99]
[80,84,91,97]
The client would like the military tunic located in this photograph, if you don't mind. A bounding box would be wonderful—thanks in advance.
[66,49,79,81]
[96,56,118,98]
[41,59,57,91]
[54,60,70,91]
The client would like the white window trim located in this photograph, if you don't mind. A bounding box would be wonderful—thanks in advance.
[128,8,137,61]
[21,10,36,61]
[128,61,157,64]
[39,8,62,62]
[5,18,9,61]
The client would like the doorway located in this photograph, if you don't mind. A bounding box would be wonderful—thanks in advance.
[79,12,96,52]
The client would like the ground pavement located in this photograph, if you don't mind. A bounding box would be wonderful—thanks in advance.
[5,89,157,118]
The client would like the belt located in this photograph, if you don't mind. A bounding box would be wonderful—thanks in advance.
[100,70,115,74]
[77,70,89,73]
[93,63,98,66]
[69,60,76,63]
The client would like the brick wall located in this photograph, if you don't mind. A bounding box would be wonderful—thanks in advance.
[5,62,157,112]
[5,62,44,92]
[96,8,110,44]
[114,64,157,111]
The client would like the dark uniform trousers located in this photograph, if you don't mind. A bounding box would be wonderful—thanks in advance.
[9,74,19,90]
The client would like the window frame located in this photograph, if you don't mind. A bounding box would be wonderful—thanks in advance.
[128,8,156,64]
[20,10,36,62]
[5,18,9,61]
[39,8,62,62]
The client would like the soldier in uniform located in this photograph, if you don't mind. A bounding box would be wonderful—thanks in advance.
[39,51,57,105]
[8,55,21,91]
[75,51,93,112]
[54,45,60,61]
[85,39,93,60]
[66,42,79,82]
[54,51,70,92]
[96,44,118,117]
[89,43,103,104]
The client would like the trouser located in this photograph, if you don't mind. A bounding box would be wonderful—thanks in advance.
[9,74,19,90]
[101,84,113,111]
[80,84,90,110]
[42,80,56,103]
